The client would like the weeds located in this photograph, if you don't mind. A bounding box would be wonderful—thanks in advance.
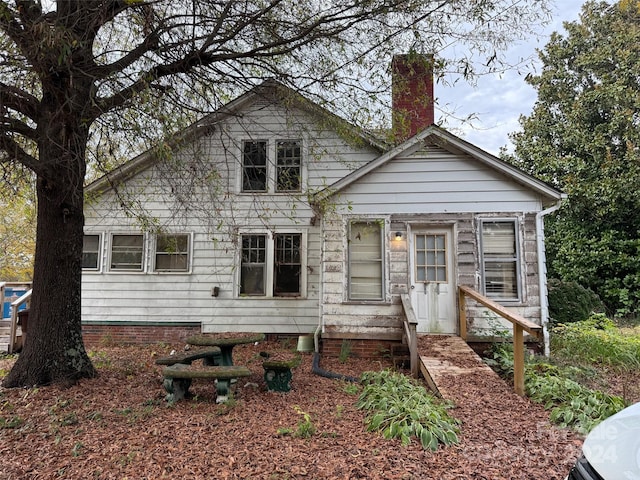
[339,340,352,363]
[0,415,24,429]
[552,313,640,369]
[293,405,316,438]
[276,406,317,438]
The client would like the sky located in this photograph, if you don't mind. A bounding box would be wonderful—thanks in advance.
[436,0,586,155]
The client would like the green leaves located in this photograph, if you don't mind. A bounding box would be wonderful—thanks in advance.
[356,370,459,451]
[508,1,640,315]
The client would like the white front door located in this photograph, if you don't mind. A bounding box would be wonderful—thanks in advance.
[409,227,456,334]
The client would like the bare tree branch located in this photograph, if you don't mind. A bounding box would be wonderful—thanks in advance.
[0,133,38,172]
[0,81,39,122]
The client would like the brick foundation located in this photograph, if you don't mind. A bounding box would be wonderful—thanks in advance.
[320,338,397,358]
[82,323,201,347]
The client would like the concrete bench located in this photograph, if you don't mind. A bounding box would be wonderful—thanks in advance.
[262,357,300,393]
[155,348,222,366]
[162,363,251,403]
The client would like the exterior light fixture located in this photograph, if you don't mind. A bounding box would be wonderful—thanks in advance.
[395,232,403,241]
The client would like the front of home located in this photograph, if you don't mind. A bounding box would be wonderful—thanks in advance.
[81,55,564,350]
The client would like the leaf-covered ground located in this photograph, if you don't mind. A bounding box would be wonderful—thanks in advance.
[1,340,583,479]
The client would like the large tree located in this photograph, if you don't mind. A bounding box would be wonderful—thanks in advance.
[508,0,640,316]
[0,0,552,387]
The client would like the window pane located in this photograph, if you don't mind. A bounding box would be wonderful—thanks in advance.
[240,235,266,295]
[155,234,189,272]
[242,141,267,191]
[482,221,519,299]
[485,262,518,297]
[414,233,447,284]
[111,234,143,271]
[276,140,301,192]
[483,221,516,256]
[349,222,383,300]
[82,235,100,270]
[274,233,301,296]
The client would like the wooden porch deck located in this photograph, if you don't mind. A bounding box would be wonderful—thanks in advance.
[417,335,502,399]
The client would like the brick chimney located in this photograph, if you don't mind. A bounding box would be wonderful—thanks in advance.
[392,54,435,142]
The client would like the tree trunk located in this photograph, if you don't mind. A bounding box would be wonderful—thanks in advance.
[3,100,97,388]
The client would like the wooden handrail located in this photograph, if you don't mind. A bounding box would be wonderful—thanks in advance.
[8,289,32,354]
[458,285,541,397]
[400,294,419,378]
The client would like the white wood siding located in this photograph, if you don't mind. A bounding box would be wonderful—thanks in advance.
[334,146,544,213]
[319,143,545,339]
[83,99,379,334]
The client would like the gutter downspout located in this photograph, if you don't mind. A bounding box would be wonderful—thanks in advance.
[536,200,563,356]
[315,219,325,354]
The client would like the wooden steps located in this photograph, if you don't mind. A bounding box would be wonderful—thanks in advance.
[0,319,21,354]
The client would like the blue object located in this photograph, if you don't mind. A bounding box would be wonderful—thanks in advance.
[2,287,28,319]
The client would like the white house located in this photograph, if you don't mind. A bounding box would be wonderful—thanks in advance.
[82,55,564,352]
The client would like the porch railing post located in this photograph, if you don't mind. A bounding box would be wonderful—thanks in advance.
[513,324,525,396]
[458,288,467,341]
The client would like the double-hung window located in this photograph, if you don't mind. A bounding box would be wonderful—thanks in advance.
[240,233,303,297]
[242,140,268,192]
[82,234,101,271]
[480,220,520,301]
[241,139,302,192]
[276,140,301,192]
[348,221,384,301]
[154,234,190,272]
[110,234,144,271]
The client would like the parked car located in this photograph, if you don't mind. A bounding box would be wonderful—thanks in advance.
[567,402,640,479]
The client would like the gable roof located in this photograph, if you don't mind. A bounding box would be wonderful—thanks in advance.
[314,124,565,207]
[85,79,388,195]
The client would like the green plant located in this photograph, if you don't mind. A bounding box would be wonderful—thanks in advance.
[339,339,352,363]
[342,383,360,396]
[486,341,626,434]
[293,405,316,438]
[525,371,625,434]
[71,441,83,457]
[483,343,515,377]
[0,415,25,429]
[88,350,111,369]
[547,278,605,326]
[552,314,640,369]
[356,370,460,451]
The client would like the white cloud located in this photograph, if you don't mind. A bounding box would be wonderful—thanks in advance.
[437,0,585,155]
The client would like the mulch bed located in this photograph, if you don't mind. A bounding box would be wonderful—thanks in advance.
[0,340,582,479]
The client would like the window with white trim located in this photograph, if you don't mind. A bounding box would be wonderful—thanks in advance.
[348,221,384,301]
[480,220,520,301]
[154,234,190,272]
[82,234,101,271]
[110,234,144,271]
[242,140,267,192]
[276,140,301,192]
[240,139,303,193]
[240,232,304,297]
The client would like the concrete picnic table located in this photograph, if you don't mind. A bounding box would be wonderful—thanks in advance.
[185,333,265,367]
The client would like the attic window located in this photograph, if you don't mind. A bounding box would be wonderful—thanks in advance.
[276,140,301,192]
[242,140,267,192]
